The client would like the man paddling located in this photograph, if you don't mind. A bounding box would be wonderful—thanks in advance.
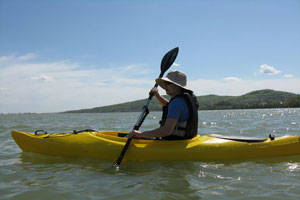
[128,70,199,140]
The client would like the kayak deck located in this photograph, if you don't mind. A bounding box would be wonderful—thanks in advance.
[11,130,300,161]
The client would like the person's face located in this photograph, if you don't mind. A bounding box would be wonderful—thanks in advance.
[165,82,180,97]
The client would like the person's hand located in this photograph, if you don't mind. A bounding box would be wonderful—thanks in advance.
[128,130,142,139]
[149,87,159,96]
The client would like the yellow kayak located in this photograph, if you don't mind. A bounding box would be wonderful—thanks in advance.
[11,130,300,161]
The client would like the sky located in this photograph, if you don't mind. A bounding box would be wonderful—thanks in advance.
[0,0,299,113]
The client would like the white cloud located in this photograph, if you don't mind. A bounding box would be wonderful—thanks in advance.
[0,87,8,91]
[30,75,54,82]
[0,53,37,65]
[0,53,153,113]
[0,55,14,63]
[284,74,293,78]
[19,53,37,60]
[172,62,180,67]
[224,77,242,81]
[259,64,280,75]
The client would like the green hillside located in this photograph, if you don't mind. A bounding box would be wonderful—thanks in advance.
[198,89,299,110]
[63,89,300,113]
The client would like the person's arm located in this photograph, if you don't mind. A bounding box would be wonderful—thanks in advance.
[128,118,177,138]
[149,87,169,106]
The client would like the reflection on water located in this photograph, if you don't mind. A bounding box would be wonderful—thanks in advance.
[199,109,300,137]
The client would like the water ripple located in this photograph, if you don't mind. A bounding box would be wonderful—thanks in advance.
[1,109,300,199]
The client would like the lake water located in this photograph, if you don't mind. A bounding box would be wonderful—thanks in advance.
[1,109,300,199]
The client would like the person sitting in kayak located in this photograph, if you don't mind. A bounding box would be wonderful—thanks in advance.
[128,70,199,140]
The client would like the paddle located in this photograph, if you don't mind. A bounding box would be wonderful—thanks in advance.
[113,47,179,169]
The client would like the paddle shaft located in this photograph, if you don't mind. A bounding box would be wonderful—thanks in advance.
[113,83,158,167]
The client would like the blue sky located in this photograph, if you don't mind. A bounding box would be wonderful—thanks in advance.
[0,0,299,113]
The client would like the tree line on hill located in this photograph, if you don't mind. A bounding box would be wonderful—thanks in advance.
[197,89,300,110]
[63,89,300,113]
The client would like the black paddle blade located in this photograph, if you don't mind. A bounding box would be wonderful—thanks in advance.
[160,47,179,77]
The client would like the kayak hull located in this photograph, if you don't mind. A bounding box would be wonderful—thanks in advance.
[11,130,300,161]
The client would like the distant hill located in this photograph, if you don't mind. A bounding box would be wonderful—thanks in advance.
[63,89,300,113]
[197,89,299,110]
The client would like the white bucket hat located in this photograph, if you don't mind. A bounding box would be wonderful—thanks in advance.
[156,70,193,93]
